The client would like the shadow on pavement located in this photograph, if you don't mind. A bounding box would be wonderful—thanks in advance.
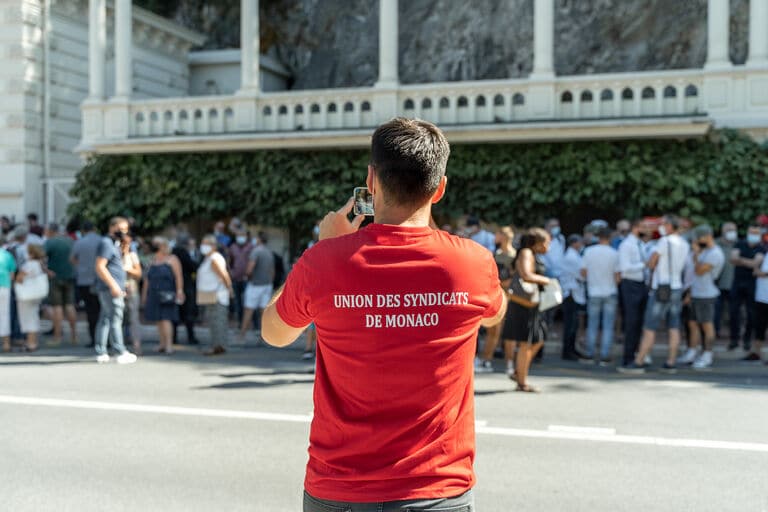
[194,376,315,390]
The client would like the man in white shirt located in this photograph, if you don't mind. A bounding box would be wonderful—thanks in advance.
[580,227,620,364]
[560,234,586,361]
[620,215,690,374]
[618,219,648,366]
[679,225,725,369]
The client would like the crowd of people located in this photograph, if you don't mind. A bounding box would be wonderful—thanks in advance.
[461,213,768,388]
[0,213,289,362]
[2,209,767,378]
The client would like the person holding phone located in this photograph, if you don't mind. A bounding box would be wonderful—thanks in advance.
[93,217,137,364]
[261,118,507,512]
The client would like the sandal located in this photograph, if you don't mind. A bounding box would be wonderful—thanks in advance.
[515,384,539,393]
[22,345,39,352]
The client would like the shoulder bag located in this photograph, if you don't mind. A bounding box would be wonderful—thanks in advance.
[15,273,49,302]
[508,270,540,309]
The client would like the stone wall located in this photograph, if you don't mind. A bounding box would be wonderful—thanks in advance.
[156,0,751,90]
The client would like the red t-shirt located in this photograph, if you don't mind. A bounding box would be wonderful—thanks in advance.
[277,223,503,502]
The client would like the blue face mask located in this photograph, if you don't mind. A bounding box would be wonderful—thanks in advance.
[747,234,761,245]
[550,226,561,237]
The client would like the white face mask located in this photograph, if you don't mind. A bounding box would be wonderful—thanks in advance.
[724,231,737,242]
[236,236,247,245]
[200,245,213,256]
[658,225,667,236]
[747,234,761,245]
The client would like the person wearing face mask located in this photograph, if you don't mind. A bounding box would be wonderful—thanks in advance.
[227,229,253,326]
[197,235,233,356]
[619,214,689,374]
[731,225,766,358]
[678,225,725,369]
[542,218,565,279]
[611,219,631,250]
[714,222,738,338]
[213,221,231,249]
[93,217,137,364]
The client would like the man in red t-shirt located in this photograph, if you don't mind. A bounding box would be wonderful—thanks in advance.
[262,117,507,511]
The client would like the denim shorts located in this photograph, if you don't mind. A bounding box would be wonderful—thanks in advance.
[303,489,474,512]
[643,289,683,331]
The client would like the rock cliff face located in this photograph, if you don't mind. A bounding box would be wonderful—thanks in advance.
[147,0,750,89]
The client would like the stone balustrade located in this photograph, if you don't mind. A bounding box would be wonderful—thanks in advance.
[122,69,707,140]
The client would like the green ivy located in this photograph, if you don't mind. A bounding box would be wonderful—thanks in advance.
[69,129,768,255]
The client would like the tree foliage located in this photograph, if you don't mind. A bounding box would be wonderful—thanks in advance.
[69,130,768,255]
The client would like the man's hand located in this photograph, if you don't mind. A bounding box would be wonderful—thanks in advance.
[319,197,365,241]
[110,285,125,298]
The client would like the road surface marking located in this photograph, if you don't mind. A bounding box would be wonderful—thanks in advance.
[2,394,767,453]
[0,394,312,423]
[548,425,617,435]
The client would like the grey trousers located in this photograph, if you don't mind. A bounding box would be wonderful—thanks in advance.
[204,303,229,348]
[303,489,474,512]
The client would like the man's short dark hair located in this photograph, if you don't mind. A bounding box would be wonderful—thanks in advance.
[597,227,613,240]
[47,222,59,233]
[370,117,450,207]
[27,213,38,222]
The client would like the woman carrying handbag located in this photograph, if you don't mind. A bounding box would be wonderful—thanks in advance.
[196,235,233,356]
[14,244,48,352]
[502,228,552,392]
[142,237,183,354]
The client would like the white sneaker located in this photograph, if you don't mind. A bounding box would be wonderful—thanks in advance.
[644,355,653,366]
[505,360,515,378]
[693,351,713,370]
[116,352,137,365]
[677,347,699,365]
[96,354,110,364]
[475,360,493,373]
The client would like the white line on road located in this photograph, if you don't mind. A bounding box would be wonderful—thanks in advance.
[547,425,617,436]
[2,394,767,454]
[0,394,313,423]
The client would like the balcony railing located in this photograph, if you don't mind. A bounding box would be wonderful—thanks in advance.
[124,69,706,139]
[80,64,768,154]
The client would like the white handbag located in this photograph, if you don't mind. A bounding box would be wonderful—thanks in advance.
[538,279,563,312]
[15,273,49,302]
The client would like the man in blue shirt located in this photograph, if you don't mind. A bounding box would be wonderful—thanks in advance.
[93,217,136,364]
[70,221,103,347]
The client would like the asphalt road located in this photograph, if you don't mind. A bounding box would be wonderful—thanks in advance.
[1,323,767,512]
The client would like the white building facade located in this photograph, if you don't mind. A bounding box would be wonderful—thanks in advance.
[1,0,767,223]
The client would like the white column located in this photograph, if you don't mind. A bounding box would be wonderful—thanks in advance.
[375,0,398,88]
[88,0,106,100]
[114,0,132,98]
[240,0,260,91]
[747,0,768,67]
[705,0,731,69]
[531,0,554,78]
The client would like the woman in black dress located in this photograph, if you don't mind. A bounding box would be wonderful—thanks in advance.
[502,227,551,392]
[142,237,183,354]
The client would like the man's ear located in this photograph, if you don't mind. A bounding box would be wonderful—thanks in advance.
[366,165,375,194]
[431,176,448,204]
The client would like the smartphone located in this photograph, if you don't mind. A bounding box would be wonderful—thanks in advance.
[353,187,374,216]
